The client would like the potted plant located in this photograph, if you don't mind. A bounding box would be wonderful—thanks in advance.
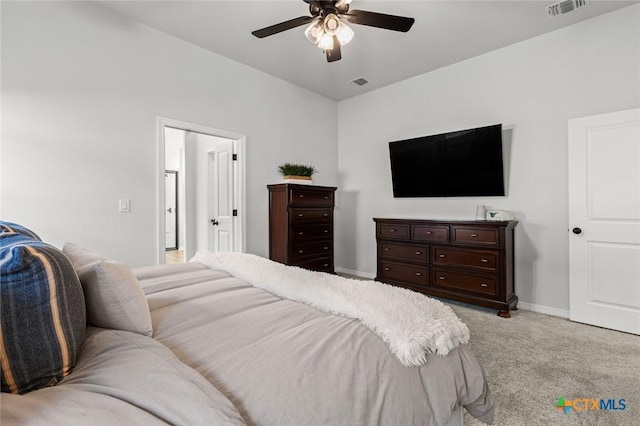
[278,163,316,185]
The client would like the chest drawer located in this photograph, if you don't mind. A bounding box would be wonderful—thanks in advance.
[380,261,428,286]
[291,257,333,273]
[452,227,499,246]
[290,189,334,206]
[290,208,332,224]
[291,240,332,261]
[412,225,449,242]
[433,269,498,296]
[432,247,499,272]
[291,224,332,242]
[380,243,428,263]
[377,224,410,240]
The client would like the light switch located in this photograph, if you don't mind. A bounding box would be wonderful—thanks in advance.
[119,199,131,213]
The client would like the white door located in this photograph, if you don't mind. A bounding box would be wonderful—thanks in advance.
[208,139,235,252]
[164,170,178,250]
[568,108,640,335]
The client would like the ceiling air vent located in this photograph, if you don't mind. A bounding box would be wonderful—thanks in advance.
[546,0,590,16]
[351,77,369,87]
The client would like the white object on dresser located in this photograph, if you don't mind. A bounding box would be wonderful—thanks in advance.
[485,210,515,221]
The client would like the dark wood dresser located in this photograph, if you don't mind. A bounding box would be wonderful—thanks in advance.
[374,218,518,317]
[268,184,337,273]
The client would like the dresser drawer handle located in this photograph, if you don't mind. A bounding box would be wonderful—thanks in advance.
[415,272,422,276]
[389,229,396,233]
[324,196,329,199]
[470,233,478,237]
[298,195,304,198]
[439,276,446,280]
[425,231,432,235]
[415,251,422,255]
[481,283,488,287]
[298,250,304,254]
[298,214,304,217]
[324,263,329,267]
[439,254,446,258]
[298,231,304,235]
[323,213,328,217]
[384,267,390,271]
[481,259,489,263]
[323,247,328,250]
[324,230,329,233]
[384,248,390,251]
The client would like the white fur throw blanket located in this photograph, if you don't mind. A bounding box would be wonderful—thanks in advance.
[191,251,470,367]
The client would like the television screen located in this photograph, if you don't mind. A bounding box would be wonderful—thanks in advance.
[389,124,505,197]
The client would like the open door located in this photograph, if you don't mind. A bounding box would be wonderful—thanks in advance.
[208,140,235,252]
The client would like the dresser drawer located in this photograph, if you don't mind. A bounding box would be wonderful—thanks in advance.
[432,247,499,272]
[290,189,334,206]
[291,257,333,273]
[432,269,498,296]
[412,225,449,242]
[291,240,332,261]
[291,224,332,242]
[290,208,332,223]
[380,243,428,263]
[379,261,428,286]
[452,226,499,246]
[377,224,410,240]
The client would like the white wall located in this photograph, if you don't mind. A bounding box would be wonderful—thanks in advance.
[1,1,338,266]
[336,5,640,315]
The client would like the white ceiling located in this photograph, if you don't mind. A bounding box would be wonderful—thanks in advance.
[96,0,637,101]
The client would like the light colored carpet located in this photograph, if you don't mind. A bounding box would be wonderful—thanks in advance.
[447,302,640,426]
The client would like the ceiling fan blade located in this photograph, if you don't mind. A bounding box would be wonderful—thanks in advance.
[344,10,415,32]
[326,37,342,63]
[252,16,314,38]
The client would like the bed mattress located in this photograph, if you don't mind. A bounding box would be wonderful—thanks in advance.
[135,262,494,426]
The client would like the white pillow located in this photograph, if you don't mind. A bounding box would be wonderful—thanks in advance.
[77,260,153,337]
[63,243,152,337]
[62,242,105,269]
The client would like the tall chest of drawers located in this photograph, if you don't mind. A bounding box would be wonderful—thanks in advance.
[268,184,337,273]
[374,218,518,317]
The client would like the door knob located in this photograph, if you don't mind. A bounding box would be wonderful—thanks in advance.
[211,219,219,226]
[166,207,172,213]
[572,227,582,235]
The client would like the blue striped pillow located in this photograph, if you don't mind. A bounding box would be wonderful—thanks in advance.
[0,233,86,394]
[0,221,41,241]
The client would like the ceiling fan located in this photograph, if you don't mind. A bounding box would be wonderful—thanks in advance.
[251,0,415,63]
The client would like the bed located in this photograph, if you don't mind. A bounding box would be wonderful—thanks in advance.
[0,223,493,426]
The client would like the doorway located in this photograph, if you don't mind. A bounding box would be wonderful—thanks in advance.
[157,118,246,264]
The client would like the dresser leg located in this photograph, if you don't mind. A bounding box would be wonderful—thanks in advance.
[497,309,511,318]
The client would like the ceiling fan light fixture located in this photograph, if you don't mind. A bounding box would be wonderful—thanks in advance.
[251,1,415,63]
[318,33,334,50]
[336,20,354,46]
[304,18,324,44]
[323,13,341,36]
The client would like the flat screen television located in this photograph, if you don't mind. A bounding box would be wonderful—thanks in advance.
[389,124,505,198]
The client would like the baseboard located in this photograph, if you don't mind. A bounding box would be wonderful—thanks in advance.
[518,301,570,319]
[335,267,376,280]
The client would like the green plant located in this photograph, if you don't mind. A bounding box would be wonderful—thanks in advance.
[278,163,317,177]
